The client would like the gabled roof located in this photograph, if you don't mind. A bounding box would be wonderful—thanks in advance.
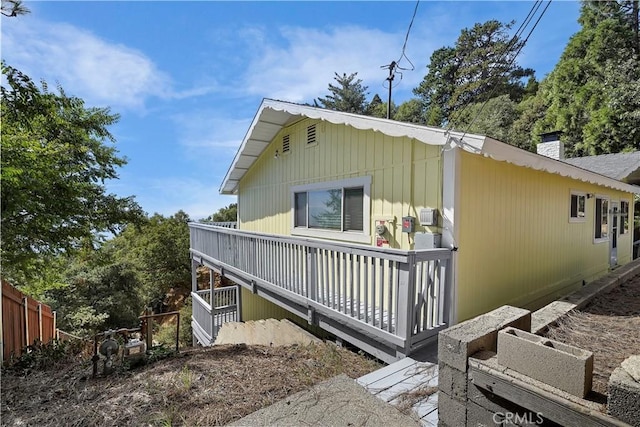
[563,151,640,184]
[219,99,485,194]
[219,99,640,195]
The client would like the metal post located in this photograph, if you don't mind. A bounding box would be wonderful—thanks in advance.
[145,307,153,351]
[175,312,180,353]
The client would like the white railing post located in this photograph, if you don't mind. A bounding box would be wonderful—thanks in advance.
[395,252,416,356]
[306,247,318,324]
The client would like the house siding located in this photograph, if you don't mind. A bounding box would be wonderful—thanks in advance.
[455,150,634,322]
[238,118,442,250]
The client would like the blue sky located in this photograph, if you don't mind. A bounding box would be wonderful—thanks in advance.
[1,1,581,220]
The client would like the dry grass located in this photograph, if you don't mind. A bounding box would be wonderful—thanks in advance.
[1,342,380,426]
[544,275,640,395]
[395,385,438,414]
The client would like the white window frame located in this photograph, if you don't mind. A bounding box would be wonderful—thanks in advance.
[593,195,610,243]
[290,176,371,243]
[620,199,630,235]
[569,191,586,223]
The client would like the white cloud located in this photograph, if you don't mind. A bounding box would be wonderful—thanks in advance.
[238,25,439,104]
[171,111,250,155]
[1,17,216,110]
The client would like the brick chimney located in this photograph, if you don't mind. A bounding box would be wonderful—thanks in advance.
[536,131,564,160]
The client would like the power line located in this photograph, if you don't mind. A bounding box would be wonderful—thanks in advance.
[380,0,420,119]
[447,0,543,131]
[397,0,420,71]
[458,0,552,140]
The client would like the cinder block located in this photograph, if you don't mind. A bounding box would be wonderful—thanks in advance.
[497,327,593,398]
[438,362,467,399]
[466,400,497,427]
[438,306,531,372]
[608,361,640,427]
[437,392,466,427]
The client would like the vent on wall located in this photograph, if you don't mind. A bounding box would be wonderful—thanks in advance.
[307,124,316,145]
[282,134,290,153]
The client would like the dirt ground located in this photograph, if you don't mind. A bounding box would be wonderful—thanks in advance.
[1,343,380,426]
[545,274,640,395]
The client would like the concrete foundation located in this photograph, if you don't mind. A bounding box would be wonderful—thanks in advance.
[608,356,640,427]
[497,327,593,398]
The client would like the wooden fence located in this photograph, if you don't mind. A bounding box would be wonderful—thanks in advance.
[2,280,56,363]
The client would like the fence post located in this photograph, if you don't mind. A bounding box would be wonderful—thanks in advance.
[38,303,43,342]
[395,252,416,358]
[23,296,29,349]
[53,311,57,340]
[305,247,318,325]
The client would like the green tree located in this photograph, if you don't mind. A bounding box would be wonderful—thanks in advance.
[394,98,426,124]
[112,211,191,309]
[1,64,144,282]
[315,72,369,114]
[450,95,519,144]
[414,20,535,127]
[529,1,640,156]
[204,203,237,222]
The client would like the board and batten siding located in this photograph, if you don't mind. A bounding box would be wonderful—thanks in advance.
[455,150,633,322]
[238,118,442,250]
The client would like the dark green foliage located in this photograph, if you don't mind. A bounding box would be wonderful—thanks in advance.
[9,339,82,371]
[528,0,640,156]
[203,203,237,222]
[1,63,144,282]
[112,211,192,310]
[414,20,535,127]
[315,72,369,114]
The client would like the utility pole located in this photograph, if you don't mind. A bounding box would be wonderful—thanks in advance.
[382,61,397,119]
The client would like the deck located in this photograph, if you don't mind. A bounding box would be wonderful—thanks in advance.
[357,356,439,426]
[189,223,452,362]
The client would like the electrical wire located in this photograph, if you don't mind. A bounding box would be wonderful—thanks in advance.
[380,1,420,88]
[457,0,552,140]
[447,0,544,132]
[396,0,420,71]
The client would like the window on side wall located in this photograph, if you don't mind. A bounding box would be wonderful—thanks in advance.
[570,192,586,222]
[621,200,630,235]
[594,196,609,241]
[291,176,370,243]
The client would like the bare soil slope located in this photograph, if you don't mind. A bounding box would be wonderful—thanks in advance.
[2,343,380,426]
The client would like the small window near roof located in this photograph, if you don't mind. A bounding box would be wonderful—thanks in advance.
[570,193,586,222]
[282,134,290,153]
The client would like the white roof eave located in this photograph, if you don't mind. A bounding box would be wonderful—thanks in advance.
[219,99,484,194]
[453,136,640,194]
[219,99,640,196]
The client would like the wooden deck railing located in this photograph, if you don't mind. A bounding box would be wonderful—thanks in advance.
[191,287,239,345]
[189,223,451,355]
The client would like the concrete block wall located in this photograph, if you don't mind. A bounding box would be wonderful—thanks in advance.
[437,305,532,426]
[608,356,640,427]
[497,327,594,398]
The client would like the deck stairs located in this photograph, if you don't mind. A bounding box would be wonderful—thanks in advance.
[357,355,439,426]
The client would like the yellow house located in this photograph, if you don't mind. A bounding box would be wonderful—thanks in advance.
[189,99,638,362]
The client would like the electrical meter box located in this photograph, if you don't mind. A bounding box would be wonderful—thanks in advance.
[419,208,437,226]
[414,233,441,249]
[402,216,415,233]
